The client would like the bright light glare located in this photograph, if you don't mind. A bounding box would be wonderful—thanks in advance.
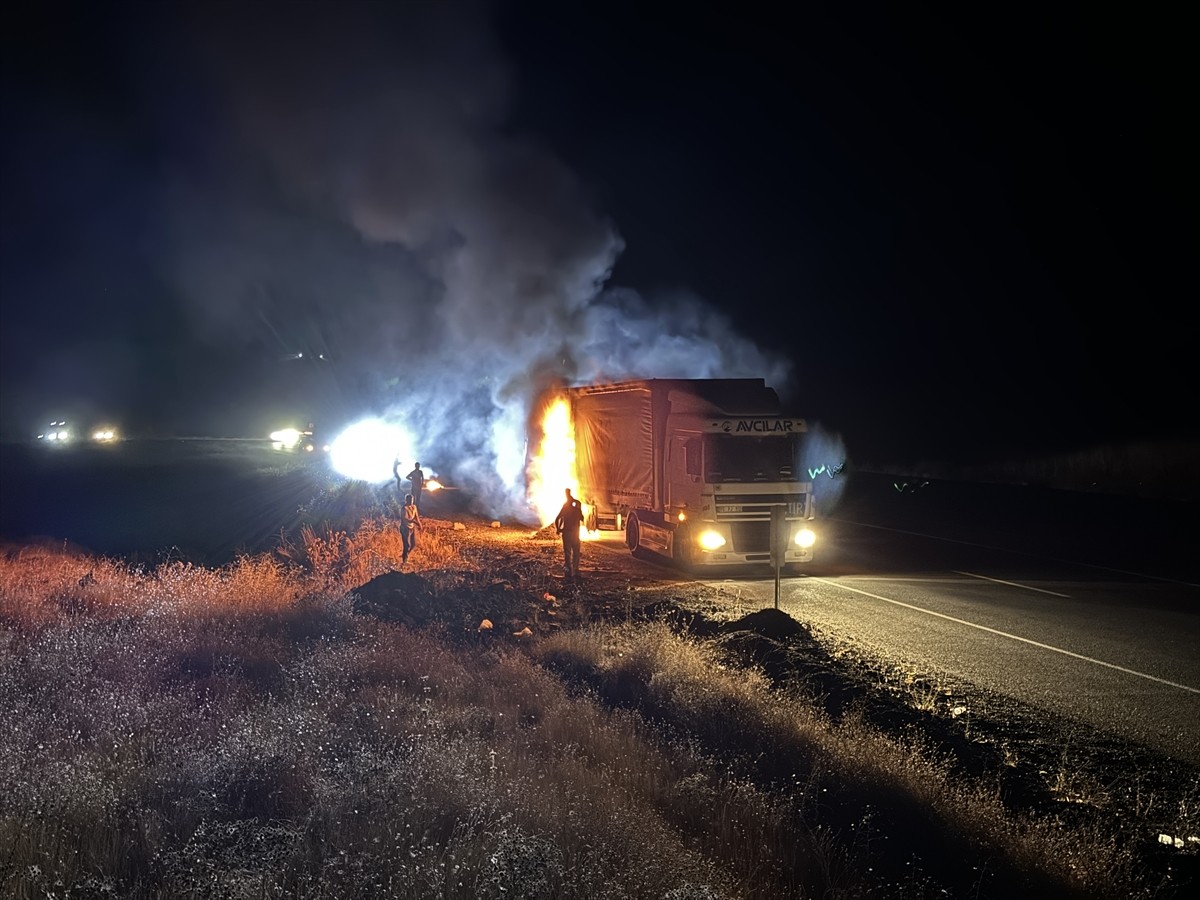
[329,418,414,483]
[270,428,302,449]
[794,528,816,549]
[698,530,727,551]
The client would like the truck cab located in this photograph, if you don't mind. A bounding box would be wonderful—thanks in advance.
[632,414,816,569]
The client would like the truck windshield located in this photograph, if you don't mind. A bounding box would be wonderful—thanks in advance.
[705,434,800,482]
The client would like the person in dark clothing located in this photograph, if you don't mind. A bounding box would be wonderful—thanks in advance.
[400,493,422,565]
[407,462,426,509]
[553,488,585,579]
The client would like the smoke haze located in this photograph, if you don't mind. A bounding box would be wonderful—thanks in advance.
[154,2,797,516]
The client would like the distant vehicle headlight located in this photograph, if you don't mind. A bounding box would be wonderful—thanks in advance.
[794,528,816,549]
[698,530,727,551]
[270,428,303,449]
[38,422,72,443]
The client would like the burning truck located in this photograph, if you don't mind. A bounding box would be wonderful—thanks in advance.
[527,378,816,570]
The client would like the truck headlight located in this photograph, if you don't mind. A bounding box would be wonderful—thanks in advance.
[794,528,816,549]
[698,530,726,551]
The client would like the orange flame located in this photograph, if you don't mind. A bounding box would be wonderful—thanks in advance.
[528,397,577,526]
[527,394,599,537]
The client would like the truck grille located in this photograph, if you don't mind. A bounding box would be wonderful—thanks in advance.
[714,495,806,520]
[731,522,770,553]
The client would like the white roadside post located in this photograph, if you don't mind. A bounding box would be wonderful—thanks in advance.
[770,504,788,609]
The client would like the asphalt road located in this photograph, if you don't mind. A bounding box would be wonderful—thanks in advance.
[584,479,1200,766]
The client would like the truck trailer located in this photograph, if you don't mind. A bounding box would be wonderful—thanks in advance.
[532,378,816,569]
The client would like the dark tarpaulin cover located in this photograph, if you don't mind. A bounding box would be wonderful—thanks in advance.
[664,379,779,417]
[573,386,654,509]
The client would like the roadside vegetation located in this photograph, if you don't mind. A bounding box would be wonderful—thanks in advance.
[0,485,1195,898]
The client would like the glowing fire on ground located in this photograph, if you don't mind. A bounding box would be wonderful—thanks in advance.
[526,396,596,536]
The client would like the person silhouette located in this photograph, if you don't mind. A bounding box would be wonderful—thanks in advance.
[407,462,426,509]
[553,488,585,579]
[399,492,422,565]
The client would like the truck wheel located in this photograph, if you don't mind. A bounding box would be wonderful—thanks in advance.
[626,515,641,553]
[672,526,696,572]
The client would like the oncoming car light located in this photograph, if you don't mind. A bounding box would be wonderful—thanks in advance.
[270,428,303,449]
[697,530,727,551]
[38,422,71,442]
[794,528,816,549]
[329,418,415,482]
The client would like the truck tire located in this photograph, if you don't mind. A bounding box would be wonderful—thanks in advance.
[626,515,641,554]
[672,525,696,572]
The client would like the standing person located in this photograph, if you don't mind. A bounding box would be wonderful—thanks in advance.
[553,487,585,580]
[400,493,422,566]
[407,462,426,509]
[393,457,404,496]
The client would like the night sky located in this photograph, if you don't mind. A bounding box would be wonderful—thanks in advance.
[2,1,1194,471]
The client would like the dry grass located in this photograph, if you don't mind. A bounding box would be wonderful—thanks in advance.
[534,622,1156,898]
[275,516,460,591]
[0,515,1183,899]
[0,563,742,896]
[0,523,746,898]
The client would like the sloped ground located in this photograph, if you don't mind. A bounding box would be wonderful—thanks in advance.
[352,516,1200,896]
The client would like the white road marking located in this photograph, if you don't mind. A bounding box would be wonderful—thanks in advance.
[952,570,1071,597]
[811,577,1200,694]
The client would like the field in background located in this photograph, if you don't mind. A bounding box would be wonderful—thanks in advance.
[864,437,1200,503]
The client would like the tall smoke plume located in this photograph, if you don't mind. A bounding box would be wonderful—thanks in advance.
[159,1,795,518]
